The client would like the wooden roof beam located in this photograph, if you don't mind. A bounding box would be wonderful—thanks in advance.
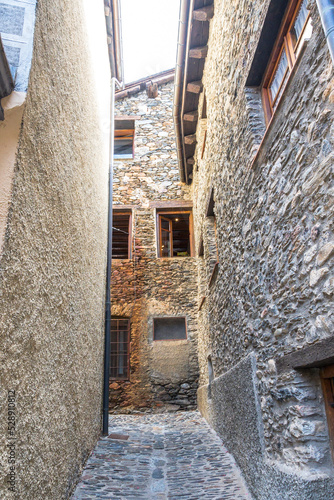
[193,5,214,22]
[186,80,203,94]
[189,46,208,59]
[183,110,198,122]
[184,134,197,145]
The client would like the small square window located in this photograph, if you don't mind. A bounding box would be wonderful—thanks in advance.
[110,318,130,379]
[112,210,131,259]
[153,317,187,341]
[157,210,193,258]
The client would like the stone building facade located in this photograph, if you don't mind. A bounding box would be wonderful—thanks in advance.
[110,77,199,412]
[174,0,334,498]
[0,0,115,498]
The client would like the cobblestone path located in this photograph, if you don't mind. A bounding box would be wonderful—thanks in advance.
[72,411,252,500]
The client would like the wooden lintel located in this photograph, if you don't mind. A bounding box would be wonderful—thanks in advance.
[187,80,203,94]
[276,336,334,374]
[184,110,198,122]
[184,134,197,145]
[193,5,214,21]
[189,46,208,59]
[149,200,193,208]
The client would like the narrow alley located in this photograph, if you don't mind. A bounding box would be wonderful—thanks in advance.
[72,412,251,499]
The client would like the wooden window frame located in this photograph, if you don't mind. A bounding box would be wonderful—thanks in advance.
[110,318,131,380]
[156,209,194,258]
[153,316,188,341]
[261,0,311,125]
[320,365,334,461]
[112,210,132,259]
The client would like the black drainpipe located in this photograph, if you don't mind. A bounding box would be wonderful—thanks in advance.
[316,0,334,63]
[102,77,116,436]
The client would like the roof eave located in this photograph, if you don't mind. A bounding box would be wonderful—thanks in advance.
[173,0,214,185]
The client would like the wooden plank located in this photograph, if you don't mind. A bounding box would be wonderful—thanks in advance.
[189,46,208,59]
[276,336,334,374]
[184,134,197,145]
[320,374,334,462]
[193,5,214,21]
[149,200,193,208]
[198,296,206,311]
[184,110,198,122]
[321,365,334,378]
[186,80,203,94]
[114,115,140,121]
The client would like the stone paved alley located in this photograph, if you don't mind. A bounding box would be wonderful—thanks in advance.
[72,411,252,499]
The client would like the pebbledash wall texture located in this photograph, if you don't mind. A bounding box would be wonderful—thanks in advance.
[110,81,199,412]
[0,0,111,498]
[191,0,334,498]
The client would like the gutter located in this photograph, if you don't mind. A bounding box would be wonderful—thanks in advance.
[316,0,334,64]
[102,0,124,437]
[173,0,191,183]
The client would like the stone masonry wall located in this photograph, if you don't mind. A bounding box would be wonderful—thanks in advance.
[193,0,334,497]
[0,1,110,498]
[111,81,199,413]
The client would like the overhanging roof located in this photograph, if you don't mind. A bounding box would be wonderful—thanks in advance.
[173,0,214,184]
[104,0,124,83]
[115,69,174,101]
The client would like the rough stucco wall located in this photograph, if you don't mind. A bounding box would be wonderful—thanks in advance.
[193,0,334,498]
[110,83,199,412]
[0,0,110,498]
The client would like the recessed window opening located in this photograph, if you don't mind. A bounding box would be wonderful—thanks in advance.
[153,317,187,341]
[208,355,214,384]
[157,210,193,257]
[110,318,130,379]
[206,187,215,217]
[114,118,135,159]
[112,211,131,259]
[201,93,207,119]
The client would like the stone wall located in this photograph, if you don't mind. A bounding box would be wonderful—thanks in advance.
[193,0,334,498]
[0,0,111,498]
[110,82,199,412]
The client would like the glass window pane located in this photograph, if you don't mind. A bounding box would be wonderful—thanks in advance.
[114,138,133,158]
[159,213,191,258]
[110,318,130,379]
[161,228,171,257]
[112,213,130,259]
[172,214,190,256]
[290,0,309,48]
[269,47,290,106]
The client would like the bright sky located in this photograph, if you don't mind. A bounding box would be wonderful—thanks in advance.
[121,0,180,84]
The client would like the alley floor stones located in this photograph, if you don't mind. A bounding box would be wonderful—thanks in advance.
[71,411,252,500]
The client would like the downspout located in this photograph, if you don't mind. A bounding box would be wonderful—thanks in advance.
[316,0,334,64]
[102,77,115,436]
[102,0,124,437]
[173,0,191,183]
